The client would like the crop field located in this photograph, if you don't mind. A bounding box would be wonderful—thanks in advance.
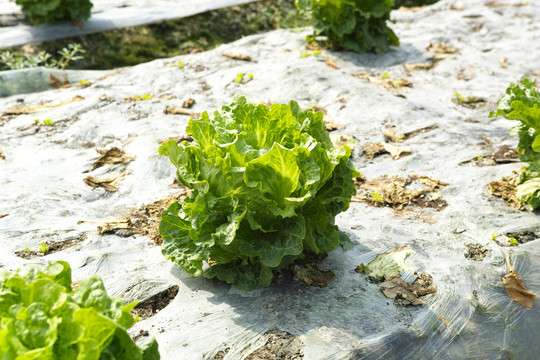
[0,0,539,359]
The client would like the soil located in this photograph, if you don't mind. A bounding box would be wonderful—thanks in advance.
[131,285,180,321]
[460,145,519,166]
[504,231,539,245]
[15,234,86,259]
[488,176,522,210]
[130,190,190,245]
[464,243,490,261]
[245,330,304,360]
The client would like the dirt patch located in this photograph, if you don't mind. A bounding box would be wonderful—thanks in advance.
[488,176,522,209]
[15,234,86,259]
[504,231,538,245]
[92,147,135,170]
[131,285,179,320]
[460,145,519,166]
[245,330,304,360]
[291,263,335,287]
[380,273,436,307]
[213,348,230,360]
[130,189,190,245]
[465,243,490,261]
[353,175,448,211]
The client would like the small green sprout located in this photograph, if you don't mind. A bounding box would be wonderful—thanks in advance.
[178,61,185,68]
[313,50,320,56]
[43,119,53,126]
[477,155,483,160]
[248,73,254,79]
[396,134,404,141]
[38,242,49,254]
[370,191,383,203]
[235,73,244,83]
[300,51,311,58]
[491,233,498,240]
[134,311,141,323]
[135,94,153,101]
[78,79,91,86]
[382,72,390,79]
[34,119,40,124]
[24,247,31,253]
[509,237,518,246]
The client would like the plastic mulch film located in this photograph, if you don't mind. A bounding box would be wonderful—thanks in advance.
[0,0,260,49]
[0,0,539,359]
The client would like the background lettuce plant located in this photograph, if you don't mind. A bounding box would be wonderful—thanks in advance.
[295,0,399,53]
[159,96,359,290]
[0,261,159,359]
[15,0,93,25]
[490,78,540,210]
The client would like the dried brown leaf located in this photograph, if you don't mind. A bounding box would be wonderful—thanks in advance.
[165,106,201,119]
[4,96,84,115]
[352,73,412,95]
[380,274,436,306]
[157,135,193,144]
[488,177,522,209]
[93,147,135,170]
[222,52,252,61]
[0,213,8,218]
[362,142,411,160]
[499,57,508,68]
[49,74,71,89]
[96,219,132,236]
[427,43,458,54]
[404,62,435,75]
[330,134,358,151]
[182,98,195,108]
[0,147,4,160]
[84,172,127,192]
[503,252,536,309]
[324,55,340,69]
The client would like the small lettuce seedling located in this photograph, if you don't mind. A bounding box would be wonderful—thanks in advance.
[0,261,160,359]
[38,241,49,254]
[159,96,359,289]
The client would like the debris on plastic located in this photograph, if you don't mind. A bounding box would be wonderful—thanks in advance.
[94,218,133,236]
[459,145,518,166]
[324,54,340,69]
[222,52,252,61]
[494,230,539,247]
[83,172,128,192]
[354,175,448,210]
[164,105,201,119]
[330,133,358,151]
[92,147,135,170]
[292,263,335,287]
[246,330,304,360]
[380,273,436,306]
[427,42,458,62]
[503,252,536,309]
[356,248,414,282]
[130,191,190,245]
[362,142,412,160]
[49,73,71,89]
[351,73,412,95]
[452,94,489,109]
[465,243,490,261]
[182,98,195,108]
[404,62,435,75]
[157,135,193,144]
[383,124,439,142]
[4,95,84,115]
[488,176,522,209]
[0,147,4,160]
[0,213,8,219]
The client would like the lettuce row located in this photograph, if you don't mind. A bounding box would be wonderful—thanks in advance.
[0,261,159,359]
[159,96,359,289]
[490,78,540,210]
[295,0,399,53]
[15,0,93,25]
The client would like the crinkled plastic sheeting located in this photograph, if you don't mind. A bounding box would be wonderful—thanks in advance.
[0,0,260,49]
[0,0,539,359]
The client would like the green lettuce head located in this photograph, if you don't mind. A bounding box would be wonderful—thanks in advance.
[159,96,359,289]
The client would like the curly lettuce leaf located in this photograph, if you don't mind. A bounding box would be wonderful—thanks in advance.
[0,262,160,359]
[159,96,358,289]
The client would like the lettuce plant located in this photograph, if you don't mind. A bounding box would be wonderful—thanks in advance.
[295,0,399,53]
[159,96,359,289]
[15,0,93,25]
[0,261,159,359]
[490,78,540,210]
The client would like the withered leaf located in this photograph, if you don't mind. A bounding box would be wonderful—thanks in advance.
[165,106,201,119]
[0,213,8,218]
[330,134,358,151]
[93,147,135,170]
[352,73,412,95]
[49,74,71,89]
[182,98,195,108]
[0,147,4,160]
[404,62,435,75]
[503,252,536,309]
[292,263,335,287]
[427,42,458,54]
[157,135,193,144]
[362,142,411,160]
[324,54,340,69]
[222,52,252,61]
[488,177,522,209]
[84,172,127,192]
[95,219,133,236]
[499,57,508,68]
[4,96,84,115]
[380,274,436,306]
